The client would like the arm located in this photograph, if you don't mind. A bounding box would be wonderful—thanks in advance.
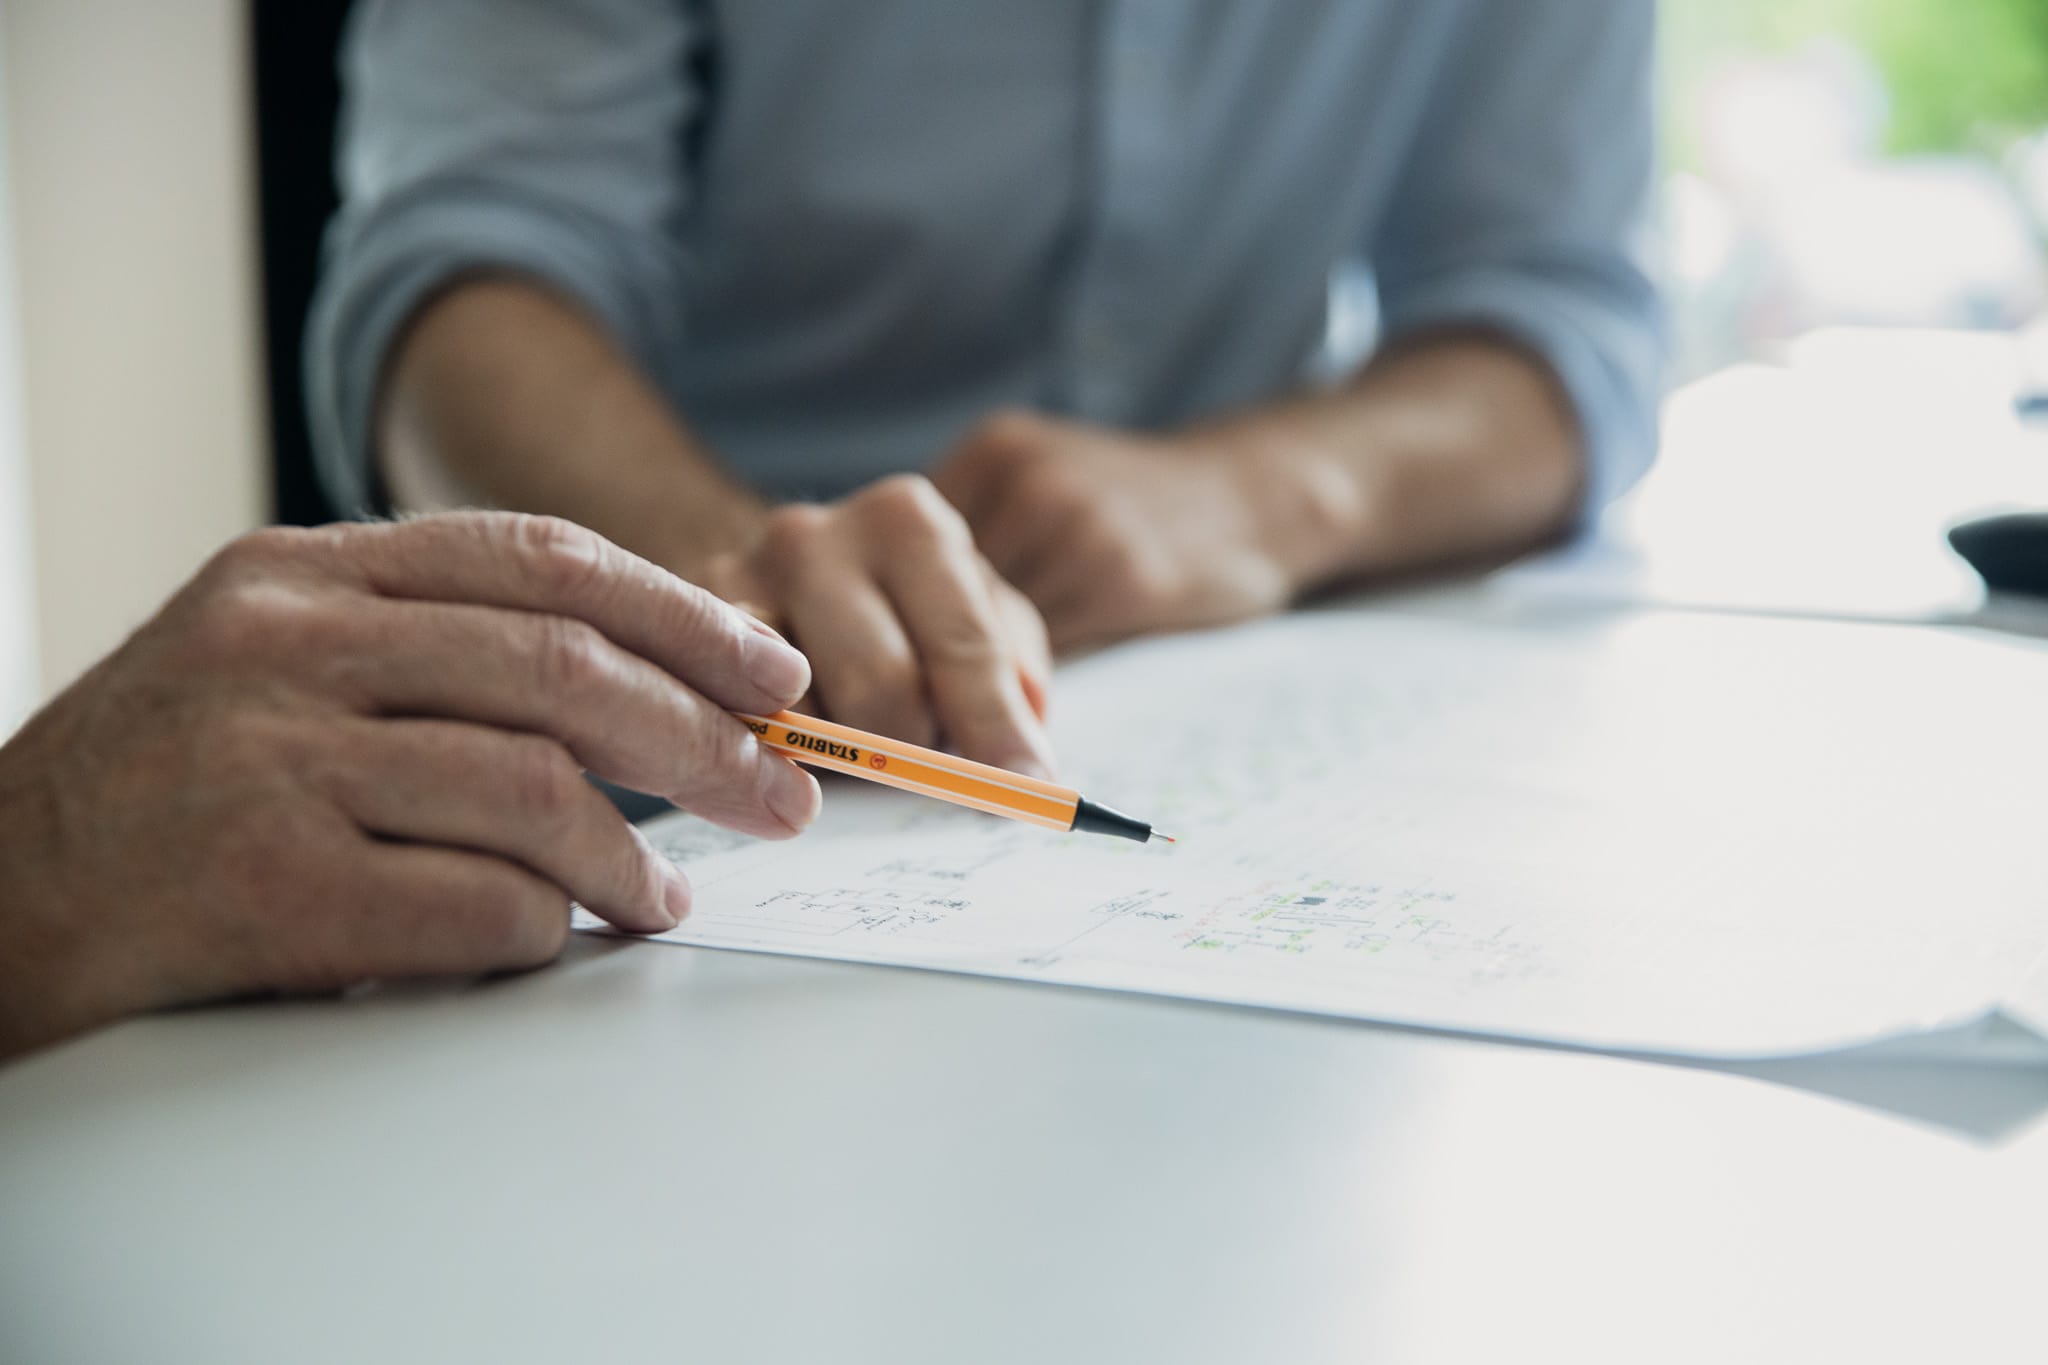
[1364,0,1664,520]
[1199,331,1586,586]
[308,0,702,521]
[377,277,767,573]
[315,1,1052,771]
[936,0,1662,651]
[319,0,764,566]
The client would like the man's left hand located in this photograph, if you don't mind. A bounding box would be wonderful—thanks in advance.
[931,411,1296,653]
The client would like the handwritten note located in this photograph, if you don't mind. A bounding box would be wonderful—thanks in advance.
[585,605,2048,1062]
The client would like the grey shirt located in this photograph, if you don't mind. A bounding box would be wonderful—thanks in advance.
[309,0,1664,517]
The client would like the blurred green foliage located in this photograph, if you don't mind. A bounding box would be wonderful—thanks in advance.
[1664,0,2048,161]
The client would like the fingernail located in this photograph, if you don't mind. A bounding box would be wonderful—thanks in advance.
[767,761,823,831]
[743,631,812,703]
[661,863,691,927]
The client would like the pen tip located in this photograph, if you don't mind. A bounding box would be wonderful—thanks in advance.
[1151,831,1178,845]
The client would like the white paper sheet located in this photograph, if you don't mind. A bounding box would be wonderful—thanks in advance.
[583,607,2048,1063]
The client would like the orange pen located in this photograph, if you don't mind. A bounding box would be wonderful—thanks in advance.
[735,711,1175,845]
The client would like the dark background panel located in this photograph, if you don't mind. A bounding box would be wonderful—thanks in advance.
[252,1,356,526]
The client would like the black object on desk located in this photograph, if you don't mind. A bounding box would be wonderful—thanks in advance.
[1948,512,2048,598]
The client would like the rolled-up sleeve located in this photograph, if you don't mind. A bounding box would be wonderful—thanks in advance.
[1370,0,1665,518]
[305,0,699,516]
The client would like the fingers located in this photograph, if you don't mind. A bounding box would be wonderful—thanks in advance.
[781,551,937,746]
[318,718,690,934]
[342,598,820,839]
[874,537,1054,775]
[329,512,812,716]
[989,571,1053,721]
[324,493,1052,787]
[760,477,1055,772]
[347,843,575,981]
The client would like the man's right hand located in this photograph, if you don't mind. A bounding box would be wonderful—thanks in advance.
[0,512,820,1059]
[695,475,1056,778]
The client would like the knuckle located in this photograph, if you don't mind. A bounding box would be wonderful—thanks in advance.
[508,514,612,602]
[924,608,1006,673]
[1089,540,1138,593]
[678,714,757,791]
[760,503,832,561]
[528,913,573,964]
[1015,461,1083,511]
[859,475,964,548]
[841,648,921,708]
[201,525,311,582]
[870,472,942,509]
[178,584,263,658]
[656,712,766,814]
[665,574,754,665]
[972,408,1044,453]
[505,900,573,967]
[419,508,515,540]
[507,736,586,826]
[1111,542,1172,606]
[528,615,611,700]
[830,660,933,743]
[179,579,324,664]
[466,874,571,969]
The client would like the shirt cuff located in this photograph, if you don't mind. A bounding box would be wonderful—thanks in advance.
[305,189,674,518]
[1378,266,1665,523]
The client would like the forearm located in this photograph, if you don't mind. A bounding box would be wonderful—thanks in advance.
[377,277,767,576]
[1194,331,1585,594]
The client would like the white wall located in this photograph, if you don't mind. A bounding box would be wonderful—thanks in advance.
[0,15,36,733]
[0,0,267,704]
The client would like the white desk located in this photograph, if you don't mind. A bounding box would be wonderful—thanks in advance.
[7,586,2048,1362]
[5,931,2048,1364]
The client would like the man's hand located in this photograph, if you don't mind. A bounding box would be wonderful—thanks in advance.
[932,412,1298,653]
[692,475,1055,777]
[937,341,1587,653]
[0,512,820,1059]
